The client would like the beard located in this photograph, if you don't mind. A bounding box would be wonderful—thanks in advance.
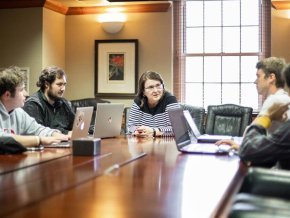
[47,88,63,102]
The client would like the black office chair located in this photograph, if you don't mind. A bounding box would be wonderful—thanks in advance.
[180,103,205,134]
[123,107,131,134]
[229,167,290,218]
[205,104,253,137]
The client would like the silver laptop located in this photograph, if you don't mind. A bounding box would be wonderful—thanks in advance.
[168,108,231,154]
[183,110,232,143]
[93,103,124,138]
[45,106,93,148]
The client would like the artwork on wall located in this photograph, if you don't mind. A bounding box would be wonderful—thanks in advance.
[95,39,138,98]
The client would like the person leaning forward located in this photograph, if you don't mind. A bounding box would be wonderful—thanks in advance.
[0,66,69,147]
[23,66,75,135]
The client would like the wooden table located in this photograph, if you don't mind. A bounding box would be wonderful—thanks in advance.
[0,136,247,218]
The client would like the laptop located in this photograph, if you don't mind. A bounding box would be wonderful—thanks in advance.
[168,108,231,154]
[183,110,232,143]
[93,103,124,138]
[44,106,94,148]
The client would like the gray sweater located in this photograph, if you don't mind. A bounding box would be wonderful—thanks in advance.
[0,101,57,137]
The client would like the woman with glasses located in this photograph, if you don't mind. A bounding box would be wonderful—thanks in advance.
[128,71,180,137]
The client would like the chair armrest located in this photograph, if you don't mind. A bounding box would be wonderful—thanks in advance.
[239,167,290,200]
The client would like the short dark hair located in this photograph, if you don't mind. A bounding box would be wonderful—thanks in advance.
[0,66,26,97]
[256,57,286,88]
[37,66,66,91]
[283,64,290,89]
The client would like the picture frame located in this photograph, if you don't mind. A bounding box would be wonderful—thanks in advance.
[95,39,138,98]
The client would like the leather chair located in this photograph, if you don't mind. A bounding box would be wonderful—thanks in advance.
[205,104,253,137]
[180,103,205,134]
[70,97,110,127]
[229,167,290,218]
[123,107,131,134]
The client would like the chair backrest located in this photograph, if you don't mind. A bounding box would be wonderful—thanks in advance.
[180,103,205,134]
[122,107,131,134]
[205,104,253,137]
[70,97,110,126]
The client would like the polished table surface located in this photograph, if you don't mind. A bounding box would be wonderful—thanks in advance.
[0,136,247,218]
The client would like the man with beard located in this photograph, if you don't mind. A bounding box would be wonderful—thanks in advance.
[23,66,75,135]
[0,66,69,147]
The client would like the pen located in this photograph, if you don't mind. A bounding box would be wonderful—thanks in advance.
[105,152,147,174]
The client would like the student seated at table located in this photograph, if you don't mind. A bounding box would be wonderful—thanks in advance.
[216,57,290,149]
[23,66,75,135]
[221,64,290,169]
[127,71,180,137]
[0,66,69,147]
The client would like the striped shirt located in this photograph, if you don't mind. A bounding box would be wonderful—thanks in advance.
[128,91,180,136]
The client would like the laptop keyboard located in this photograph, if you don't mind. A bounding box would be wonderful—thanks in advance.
[184,143,219,152]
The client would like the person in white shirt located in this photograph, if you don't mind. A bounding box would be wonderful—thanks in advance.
[255,57,290,132]
[216,57,290,149]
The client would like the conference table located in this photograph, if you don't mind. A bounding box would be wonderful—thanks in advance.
[0,135,247,218]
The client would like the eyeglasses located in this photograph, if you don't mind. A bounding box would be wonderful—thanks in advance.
[144,83,164,92]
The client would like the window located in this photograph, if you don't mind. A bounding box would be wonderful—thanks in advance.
[174,0,270,111]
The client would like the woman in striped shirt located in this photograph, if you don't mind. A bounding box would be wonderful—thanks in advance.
[128,71,180,137]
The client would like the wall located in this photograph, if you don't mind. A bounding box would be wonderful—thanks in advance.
[43,8,66,72]
[271,9,290,62]
[65,10,172,107]
[0,8,43,95]
[0,6,289,104]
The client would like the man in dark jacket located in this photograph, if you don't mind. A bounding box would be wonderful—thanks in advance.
[23,66,75,135]
[239,64,290,169]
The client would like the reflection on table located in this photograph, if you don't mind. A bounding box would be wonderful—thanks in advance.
[0,136,246,218]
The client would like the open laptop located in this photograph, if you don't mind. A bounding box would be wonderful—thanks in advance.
[93,103,124,138]
[183,110,232,143]
[44,106,93,148]
[168,108,231,154]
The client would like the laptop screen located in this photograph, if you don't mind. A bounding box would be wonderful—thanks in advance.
[183,110,201,138]
[93,103,124,138]
[168,108,192,146]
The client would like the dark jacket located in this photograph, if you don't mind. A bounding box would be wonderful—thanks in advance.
[23,90,75,134]
[239,120,290,169]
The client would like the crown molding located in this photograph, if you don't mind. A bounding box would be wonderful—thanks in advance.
[272,1,290,10]
[0,0,171,15]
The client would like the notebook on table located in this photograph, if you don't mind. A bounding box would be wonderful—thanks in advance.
[44,106,94,148]
[93,103,124,138]
[168,108,232,155]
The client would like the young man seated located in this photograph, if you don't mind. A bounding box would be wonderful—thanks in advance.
[0,66,69,147]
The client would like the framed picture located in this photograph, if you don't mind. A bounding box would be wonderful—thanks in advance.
[95,39,138,98]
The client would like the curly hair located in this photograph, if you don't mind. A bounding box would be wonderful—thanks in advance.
[37,66,66,91]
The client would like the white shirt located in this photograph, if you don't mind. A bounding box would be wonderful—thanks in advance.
[259,89,290,133]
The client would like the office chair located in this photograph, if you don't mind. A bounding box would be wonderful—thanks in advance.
[229,167,290,218]
[180,103,205,134]
[205,104,253,137]
[123,107,131,134]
